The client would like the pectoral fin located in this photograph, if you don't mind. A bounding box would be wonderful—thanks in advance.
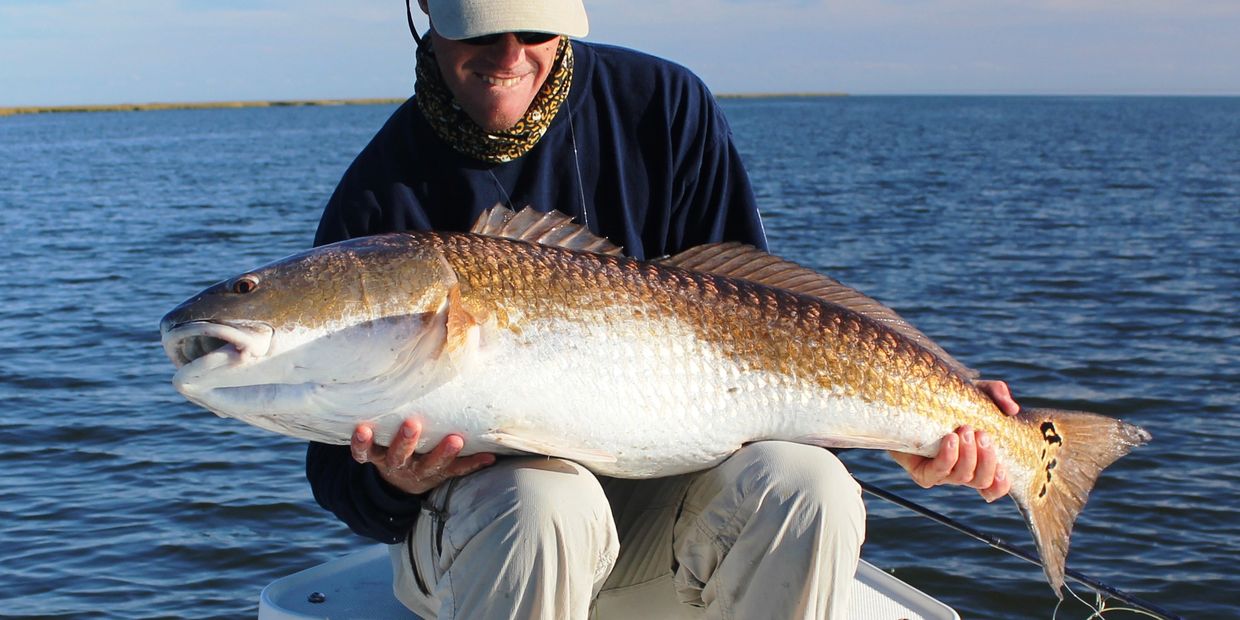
[481,430,618,464]
[441,285,480,370]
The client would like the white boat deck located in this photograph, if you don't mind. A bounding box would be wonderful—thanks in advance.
[259,545,959,619]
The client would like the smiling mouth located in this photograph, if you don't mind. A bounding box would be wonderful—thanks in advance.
[162,321,274,369]
[479,74,525,88]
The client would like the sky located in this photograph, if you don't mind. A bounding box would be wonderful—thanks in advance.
[2,0,1238,107]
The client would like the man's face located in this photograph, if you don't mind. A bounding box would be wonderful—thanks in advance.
[430,31,560,133]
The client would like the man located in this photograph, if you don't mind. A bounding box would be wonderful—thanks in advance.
[307,1,1018,618]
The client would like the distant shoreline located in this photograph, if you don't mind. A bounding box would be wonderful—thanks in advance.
[0,98,408,117]
[0,93,849,117]
[718,92,848,99]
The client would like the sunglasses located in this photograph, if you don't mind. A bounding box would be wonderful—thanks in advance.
[459,31,560,47]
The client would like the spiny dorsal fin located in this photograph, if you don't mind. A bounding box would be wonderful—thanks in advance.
[659,242,979,379]
[469,206,624,256]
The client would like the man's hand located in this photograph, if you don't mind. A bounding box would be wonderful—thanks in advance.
[889,379,1019,503]
[352,418,496,495]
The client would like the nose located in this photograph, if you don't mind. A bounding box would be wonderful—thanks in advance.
[485,33,527,67]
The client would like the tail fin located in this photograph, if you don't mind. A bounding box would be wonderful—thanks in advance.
[1012,408,1151,597]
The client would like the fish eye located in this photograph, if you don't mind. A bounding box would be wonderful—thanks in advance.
[232,275,260,294]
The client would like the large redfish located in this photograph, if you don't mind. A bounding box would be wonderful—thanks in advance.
[160,207,1149,595]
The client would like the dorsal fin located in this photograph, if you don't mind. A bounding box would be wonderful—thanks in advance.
[659,242,979,379]
[469,206,624,256]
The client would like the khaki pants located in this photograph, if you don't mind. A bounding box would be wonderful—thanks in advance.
[390,441,865,619]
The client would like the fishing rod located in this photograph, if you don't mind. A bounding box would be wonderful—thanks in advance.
[858,480,1182,620]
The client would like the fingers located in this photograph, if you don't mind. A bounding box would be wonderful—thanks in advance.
[444,452,498,479]
[971,379,1019,500]
[978,462,1010,503]
[969,430,997,490]
[972,428,1012,501]
[919,432,960,487]
[951,427,1012,502]
[416,434,466,480]
[351,423,384,465]
[892,427,1011,502]
[888,433,959,489]
[361,424,497,495]
[407,435,496,483]
[384,419,421,472]
[976,379,1020,416]
[949,427,979,485]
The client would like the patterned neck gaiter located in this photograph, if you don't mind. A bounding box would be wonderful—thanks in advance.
[415,36,574,164]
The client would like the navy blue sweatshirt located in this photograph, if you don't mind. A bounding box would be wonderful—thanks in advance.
[307,41,767,543]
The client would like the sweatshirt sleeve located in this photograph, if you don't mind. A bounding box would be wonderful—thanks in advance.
[305,441,422,543]
[692,118,767,250]
[667,78,767,252]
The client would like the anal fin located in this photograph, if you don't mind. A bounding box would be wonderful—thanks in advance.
[796,433,925,454]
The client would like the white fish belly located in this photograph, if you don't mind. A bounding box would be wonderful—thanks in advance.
[400,313,935,478]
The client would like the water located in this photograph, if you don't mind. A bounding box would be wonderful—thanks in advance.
[1,97,1236,619]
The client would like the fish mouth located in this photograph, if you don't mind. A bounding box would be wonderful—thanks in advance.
[161,320,275,370]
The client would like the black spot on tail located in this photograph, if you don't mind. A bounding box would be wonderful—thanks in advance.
[1041,421,1063,445]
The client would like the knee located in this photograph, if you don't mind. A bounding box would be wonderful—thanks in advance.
[443,457,617,553]
[506,458,613,528]
[673,442,866,604]
[732,442,866,539]
[413,459,620,610]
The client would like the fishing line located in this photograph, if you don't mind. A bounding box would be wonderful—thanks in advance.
[565,105,589,229]
[487,169,515,211]
[488,106,588,226]
[1064,581,1163,620]
[858,480,1181,620]
[1063,582,1102,619]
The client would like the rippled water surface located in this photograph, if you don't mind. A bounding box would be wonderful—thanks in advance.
[1,97,1236,619]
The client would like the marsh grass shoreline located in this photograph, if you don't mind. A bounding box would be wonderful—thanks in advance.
[0,93,847,117]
